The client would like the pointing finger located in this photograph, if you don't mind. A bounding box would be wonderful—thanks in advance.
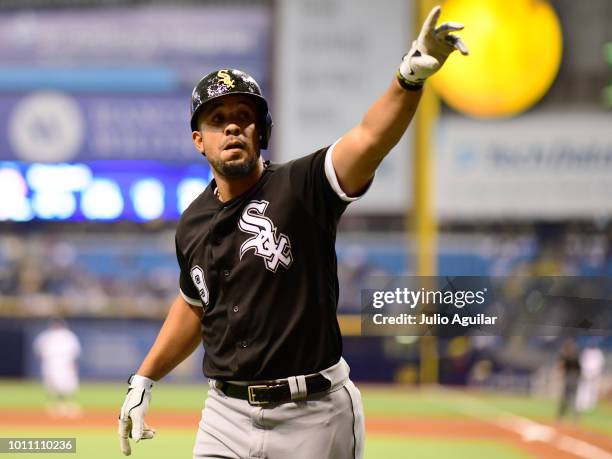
[118,419,132,456]
[119,435,131,456]
[421,6,442,37]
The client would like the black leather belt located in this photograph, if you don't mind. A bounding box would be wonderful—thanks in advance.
[216,374,331,406]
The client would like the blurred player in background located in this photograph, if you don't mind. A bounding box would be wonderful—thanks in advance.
[576,342,605,414]
[118,5,468,458]
[557,337,581,421]
[33,318,82,418]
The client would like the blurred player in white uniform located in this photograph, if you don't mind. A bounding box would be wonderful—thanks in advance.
[576,343,605,414]
[33,318,82,417]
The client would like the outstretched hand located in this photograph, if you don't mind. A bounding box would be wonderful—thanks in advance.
[398,5,468,87]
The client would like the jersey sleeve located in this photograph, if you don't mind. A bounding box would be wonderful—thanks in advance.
[175,237,203,307]
[289,139,370,230]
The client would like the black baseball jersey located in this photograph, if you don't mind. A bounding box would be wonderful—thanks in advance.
[175,144,362,380]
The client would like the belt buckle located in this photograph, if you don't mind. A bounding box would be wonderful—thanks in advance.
[247,384,269,406]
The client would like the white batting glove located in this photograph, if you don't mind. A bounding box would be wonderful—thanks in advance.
[398,5,469,89]
[118,374,156,456]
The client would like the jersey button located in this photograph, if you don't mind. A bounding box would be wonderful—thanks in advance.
[223,270,230,277]
[240,340,248,348]
[232,305,239,313]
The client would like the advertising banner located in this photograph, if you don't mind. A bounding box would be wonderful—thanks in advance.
[0,6,270,163]
[275,0,412,214]
[436,113,612,220]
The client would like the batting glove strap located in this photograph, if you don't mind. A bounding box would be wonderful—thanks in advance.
[127,374,155,391]
[396,66,424,91]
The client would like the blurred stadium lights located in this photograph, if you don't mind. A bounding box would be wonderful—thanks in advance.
[176,178,208,214]
[0,166,32,221]
[26,163,92,192]
[31,189,77,219]
[81,178,124,220]
[0,162,211,222]
[130,178,165,221]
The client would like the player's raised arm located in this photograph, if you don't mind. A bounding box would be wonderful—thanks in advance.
[331,5,468,197]
[118,294,203,456]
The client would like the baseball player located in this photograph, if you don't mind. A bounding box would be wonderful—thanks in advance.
[576,343,605,413]
[33,318,82,417]
[118,6,467,458]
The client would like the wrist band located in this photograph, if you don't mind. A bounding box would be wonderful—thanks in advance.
[396,70,424,92]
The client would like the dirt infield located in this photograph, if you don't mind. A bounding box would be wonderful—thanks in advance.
[1,409,611,459]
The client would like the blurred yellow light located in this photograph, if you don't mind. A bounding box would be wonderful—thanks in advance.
[431,0,562,118]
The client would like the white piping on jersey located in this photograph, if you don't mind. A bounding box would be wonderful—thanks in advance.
[324,138,369,202]
[180,288,203,307]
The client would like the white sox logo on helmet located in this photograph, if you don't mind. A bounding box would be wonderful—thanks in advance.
[238,200,293,272]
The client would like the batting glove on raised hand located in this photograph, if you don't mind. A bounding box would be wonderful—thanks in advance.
[398,5,469,89]
[118,374,156,456]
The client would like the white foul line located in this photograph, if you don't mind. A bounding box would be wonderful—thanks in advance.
[439,388,612,459]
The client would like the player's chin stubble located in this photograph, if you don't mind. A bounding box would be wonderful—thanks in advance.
[208,151,260,178]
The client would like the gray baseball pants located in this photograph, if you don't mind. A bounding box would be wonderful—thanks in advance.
[193,358,364,459]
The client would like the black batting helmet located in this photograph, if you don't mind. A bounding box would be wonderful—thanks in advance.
[190,69,273,149]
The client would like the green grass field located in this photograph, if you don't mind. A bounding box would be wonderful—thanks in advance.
[0,380,610,458]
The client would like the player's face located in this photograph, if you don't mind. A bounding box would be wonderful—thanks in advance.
[193,95,261,178]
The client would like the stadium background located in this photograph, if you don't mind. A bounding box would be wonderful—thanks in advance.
[0,0,611,457]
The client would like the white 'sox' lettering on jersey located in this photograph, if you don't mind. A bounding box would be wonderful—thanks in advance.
[238,200,293,272]
[190,265,209,305]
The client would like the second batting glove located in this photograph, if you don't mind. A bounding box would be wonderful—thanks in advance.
[118,374,156,456]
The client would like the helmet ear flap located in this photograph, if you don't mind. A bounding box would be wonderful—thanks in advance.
[259,112,273,150]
